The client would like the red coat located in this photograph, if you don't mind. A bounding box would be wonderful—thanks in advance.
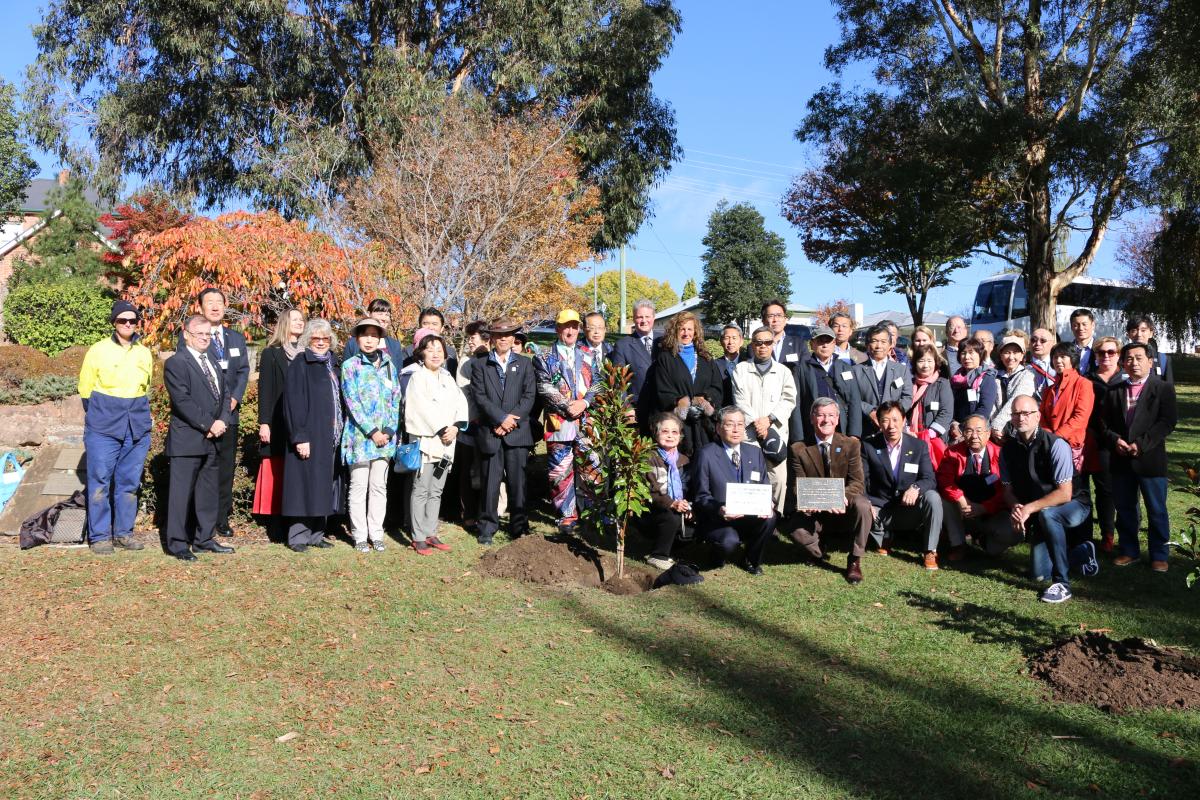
[937,440,1007,515]
[1039,368,1093,450]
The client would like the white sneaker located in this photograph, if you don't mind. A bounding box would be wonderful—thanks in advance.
[1039,582,1073,604]
[372,541,386,552]
[647,555,675,571]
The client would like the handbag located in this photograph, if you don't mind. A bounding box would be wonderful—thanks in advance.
[0,452,25,512]
[392,440,421,474]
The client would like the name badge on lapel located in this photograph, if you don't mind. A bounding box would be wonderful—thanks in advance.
[230,347,242,358]
[929,401,940,411]
[785,353,798,363]
[893,376,904,389]
[967,389,979,402]
[841,370,853,381]
[219,359,230,370]
[750,470,762,482]
[903,462,918,474]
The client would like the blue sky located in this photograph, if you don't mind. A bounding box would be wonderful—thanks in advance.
[1,0,1133,318]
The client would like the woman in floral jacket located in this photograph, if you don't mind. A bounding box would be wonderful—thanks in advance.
[341,318,404,552]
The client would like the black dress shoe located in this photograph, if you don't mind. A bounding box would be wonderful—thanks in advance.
[311,540,334,549]
[743,562,764,576]
[195,542,235,554]
[215,527,234,537]
[288,544,308,553]
[172,551,198,562]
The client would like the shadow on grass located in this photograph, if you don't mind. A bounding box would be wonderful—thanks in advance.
[561,588,1200,799]
[898,590,1066,655]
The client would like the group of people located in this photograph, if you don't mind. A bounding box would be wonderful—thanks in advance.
[75,290,1179,604]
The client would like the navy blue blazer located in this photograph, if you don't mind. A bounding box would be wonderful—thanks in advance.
[691,441,772,530]
[861,432,936,507]
[175,325,249,409]
[610,333,658,403]
[163,349,232,457]
[469,353,537,454]
[792,354,863,443]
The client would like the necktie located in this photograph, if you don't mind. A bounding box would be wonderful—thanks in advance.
[199,354,220,399]
[644,336,653,355]
[820,442,831,476]
[210,328,225,361]
[972,453,982,475]
[731,448,741,481]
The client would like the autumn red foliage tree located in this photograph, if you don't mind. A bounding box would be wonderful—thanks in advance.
[124,211,403,345]
[813,298,854,327]
[99,190,192,287]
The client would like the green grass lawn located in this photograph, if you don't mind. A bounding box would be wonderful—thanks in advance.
[2,362,1199,799]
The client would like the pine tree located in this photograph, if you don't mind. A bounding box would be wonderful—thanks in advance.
[680,277,698,301]
[11,177,107,287]
[699,202,789,329]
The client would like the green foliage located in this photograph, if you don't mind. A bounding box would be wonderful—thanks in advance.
[3,279,113,354]
[0,374,78,405]
[27,0,681,251]
[9,176,107,287]
[580,268,677,328]
[680,277,698,301]
[1169,462,1200,589]
[699,202,789,330]
[1122,208,1200,346]
[0,78,37,218]
[583,360,655,578]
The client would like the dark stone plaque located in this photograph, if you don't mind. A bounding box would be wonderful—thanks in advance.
[794,477,846,511]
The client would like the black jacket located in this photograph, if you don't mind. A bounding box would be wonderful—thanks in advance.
[164,349,232,457]
[469,352,537,454]
[1100,374,1177,477]
[861,432,936,507]
[652,350,724,455]
[281,350,343,517]
[256,345,293,457]
[611,333,659,404]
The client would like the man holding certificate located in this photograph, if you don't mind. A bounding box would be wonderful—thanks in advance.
[692,406,776,575]
[788,398,872,584]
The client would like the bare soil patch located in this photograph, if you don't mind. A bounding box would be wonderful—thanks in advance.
[1028,632,1200,713]
[478,533,653,595]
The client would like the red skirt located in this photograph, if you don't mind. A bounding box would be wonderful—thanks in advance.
[252,455,285,515]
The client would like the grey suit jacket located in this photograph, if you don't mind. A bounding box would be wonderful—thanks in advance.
[854,359,913,434]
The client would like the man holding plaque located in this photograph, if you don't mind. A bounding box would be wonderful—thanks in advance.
[788,398,872,584]
[862,401,943,570]
[692,406,776,575]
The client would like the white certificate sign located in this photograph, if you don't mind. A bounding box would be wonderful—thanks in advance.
[724,482,773,517]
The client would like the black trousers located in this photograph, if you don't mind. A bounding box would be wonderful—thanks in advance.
[214,413,238,532]
[478,445,529,537]
[641,506,692,559]
[702,514,775,567]
[166,453,219,556]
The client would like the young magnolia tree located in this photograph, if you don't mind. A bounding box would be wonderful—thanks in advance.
[584,361,655,579]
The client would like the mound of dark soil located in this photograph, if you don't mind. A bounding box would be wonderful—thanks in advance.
[1028,632,1200,713]
[477,534,653,595]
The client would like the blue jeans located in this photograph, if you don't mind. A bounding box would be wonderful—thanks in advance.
[1112,474,1170,562]
[84,427,152,542]
[1027,499,1090,586]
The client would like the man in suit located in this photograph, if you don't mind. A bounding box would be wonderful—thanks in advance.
[942,315,969,374]
[692,406,776,575]
[792,325,862,444]
[830,312,866,365]
[788,398,872,584]
[854,324,913,436]
[759,299,806,366]
[342,298,404,361]
[716,324,744,406]
[163,315,237,561]
[882,320,910,367]
[1125,316,1174,384]
[580,311,614,369]
[1069,308,1097,375]
[193,288,249,538]
[470,318,537,545]
[609,298,658,409]
[1027,328,1057,399]
[1101,342,1178,571]
[1001,395,1096,603]
[862,401,942,570]
[938,414,1012,559]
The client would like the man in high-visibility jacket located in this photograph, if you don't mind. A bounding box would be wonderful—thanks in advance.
[78,300,154,555]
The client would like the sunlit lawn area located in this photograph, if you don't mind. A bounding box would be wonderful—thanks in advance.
[2,362,1198,799]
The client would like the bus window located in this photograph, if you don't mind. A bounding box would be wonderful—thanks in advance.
[972,280,1013,324]
[1011,278,1028,318]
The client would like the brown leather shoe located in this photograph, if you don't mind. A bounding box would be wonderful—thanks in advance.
[1099,533,1114,553]
[923,551,939,571]
[846,559,863,585]
[1113,555,1138,567]
[1150,560,1169,573]
[876,537,893,556]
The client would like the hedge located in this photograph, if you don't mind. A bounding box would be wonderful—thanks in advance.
[4,280,113,355]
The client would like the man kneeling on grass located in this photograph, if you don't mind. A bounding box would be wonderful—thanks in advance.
[1000,396,1099,604]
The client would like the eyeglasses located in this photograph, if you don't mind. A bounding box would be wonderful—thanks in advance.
[752,339,774,347]
[764,313,785,320]
[188,331,212,339]
[310,336,332,343]
[114,317,137,325]
[1011,410,1038,418]
[1098,349,1118,356]
[1030,337,1050,343]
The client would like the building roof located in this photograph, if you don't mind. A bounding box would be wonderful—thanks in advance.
[862,310,949,329]
[19,177,107,214]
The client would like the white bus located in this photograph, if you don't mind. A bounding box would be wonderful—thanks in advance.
[969,273,1190,353]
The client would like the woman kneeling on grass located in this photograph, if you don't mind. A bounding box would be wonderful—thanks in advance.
[341,317,403,553]
[404,334,468,555]
[642,412,694,571]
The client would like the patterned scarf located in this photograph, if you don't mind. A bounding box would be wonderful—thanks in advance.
[658,447,683,501]
[309,349,343,444]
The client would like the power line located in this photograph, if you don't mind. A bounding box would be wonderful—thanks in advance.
[685,147,805,172]
[661,176,781,202]
[684,158,794,180]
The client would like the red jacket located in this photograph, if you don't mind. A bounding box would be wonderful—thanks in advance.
[1039,367,1093,450]
[937,440,1007,515]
